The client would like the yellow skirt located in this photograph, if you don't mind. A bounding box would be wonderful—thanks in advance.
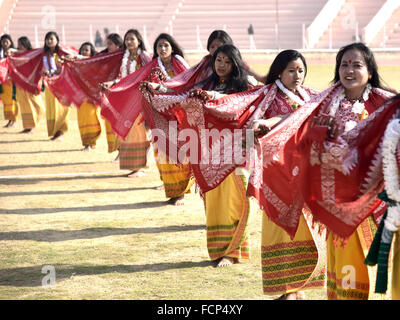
[16,88,44,129]
[77,99,101,147]
[119,114,150,171]
[154,150,194,198]
[392,232,400,300]
[327,216,379,300]
[204,169,252,261]
[44,87,69,137]
[0,80,18,121]
[261,212,326,295]
[104,119,119,153]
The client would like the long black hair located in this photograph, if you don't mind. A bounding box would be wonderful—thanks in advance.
[107,33,123,48]
[206,30,233,52]
[43,31,60,53]
[152,33,184,59]
[17,36,33,50]
[264,49,307,85]
[123,29,146,51]
[79,41,96,57]
[202,44,249,93]
[0,34,14,51]
[99,33,123,54]
[333,42,382,88]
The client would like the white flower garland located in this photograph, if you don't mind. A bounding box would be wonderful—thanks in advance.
[121,48,141,78]
[43,54,58,75]
[381,118,400,231]
[157,55,189,80]
[329,83,371,117]
[275,79,311,106]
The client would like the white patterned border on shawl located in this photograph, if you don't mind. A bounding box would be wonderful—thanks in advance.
[315,89,396,227]
[205,86,267,122]
[145,91,188,114]
[259,84,340,168]
[318,88,395,176]
[262,184,302,228]
[197,87,271,188]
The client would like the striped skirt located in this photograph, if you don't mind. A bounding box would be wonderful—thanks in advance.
[77,99,101,147]
[119,114,150,171]
[0,80,18,121]
[327,216,379,300]
[155,150,194,198]
[261,212,326,296]
[204,169,252,261]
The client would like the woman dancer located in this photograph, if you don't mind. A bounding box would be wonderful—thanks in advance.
[10,36,45,134]
[248,43,396,300]
[0,34,18,128]
[150,33,194,205]
[41,31,71,141]
[250,50,325,300]
[74,42,102,151]
[100,29,152,176]
[142,44,254,267]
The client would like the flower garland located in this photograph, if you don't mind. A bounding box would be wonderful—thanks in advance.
[328,83,372,132]
[157,55,190,80]
[329,83,371,117]
[275,79,311,107]
[381,118,400,231]
[43,53,58,75]
[121,48,141,78]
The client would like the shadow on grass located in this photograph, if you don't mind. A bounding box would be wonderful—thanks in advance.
[0,201,172,214]
[0,149,83,155]
[0,260,213,287]
[0,186,157,197]
[0,139,50,144]
[0,161,102,171]
[0,224,205,242]
[0,174,127,185]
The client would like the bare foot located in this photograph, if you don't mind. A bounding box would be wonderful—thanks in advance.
[167,196,184,206]
[127,170,145,178]
[82,146,90,152]
[275,292,304,300]
[216,257,238,267]
[155,185,164,190]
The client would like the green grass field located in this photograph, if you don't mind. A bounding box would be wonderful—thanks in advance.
[0,53,398,302]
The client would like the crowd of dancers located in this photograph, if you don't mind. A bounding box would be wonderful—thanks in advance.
[1,27,400,300]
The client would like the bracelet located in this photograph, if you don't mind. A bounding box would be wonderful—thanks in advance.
[158,84,168,93]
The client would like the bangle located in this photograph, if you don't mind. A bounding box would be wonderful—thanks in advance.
[158,84,168,93]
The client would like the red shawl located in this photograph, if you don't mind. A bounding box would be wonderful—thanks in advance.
[163,54,213,93]
[247,83,398,239]
[0,58,9,83]
[141,82,320,194]
[100,55,188,139]
[7,46,77,95]
[44,48,128,107]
